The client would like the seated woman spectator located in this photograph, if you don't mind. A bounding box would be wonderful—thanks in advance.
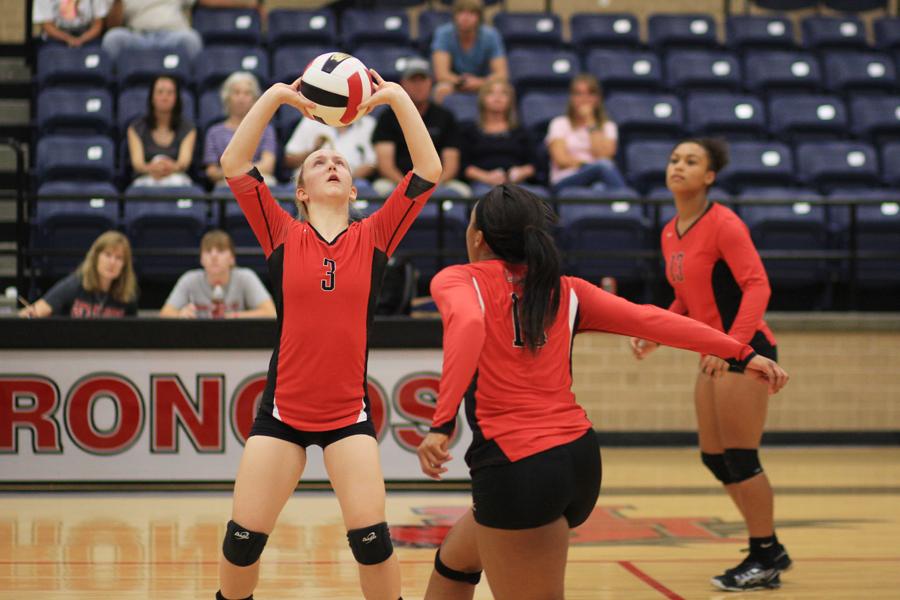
[34,0,110,47]
[284,115,376,188]
[204,72,277,187]
[545,74,627,195]
[159,230,275,319]
[432,0,508,105]
[18,231,138,318]
[460,79,536,197]
[102,0,202,60]
[127,74,197,188]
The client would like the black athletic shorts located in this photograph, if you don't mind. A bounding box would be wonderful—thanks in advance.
[249,409,376,449]
[470,429,601,530]
[729,330,778,373]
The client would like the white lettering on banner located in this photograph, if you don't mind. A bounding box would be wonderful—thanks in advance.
[0,349,470,482]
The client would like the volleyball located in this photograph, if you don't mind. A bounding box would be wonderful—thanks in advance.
[300,52,374,128]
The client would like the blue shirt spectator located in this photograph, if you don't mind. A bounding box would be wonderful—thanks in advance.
[431,0,508,104]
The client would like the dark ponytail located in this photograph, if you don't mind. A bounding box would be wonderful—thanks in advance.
[475,185,561,352]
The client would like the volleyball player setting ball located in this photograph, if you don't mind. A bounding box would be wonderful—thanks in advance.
[214,52,441,600]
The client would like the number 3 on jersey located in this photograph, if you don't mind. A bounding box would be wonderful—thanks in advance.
[669,252,685,283]
[321,258,336,291]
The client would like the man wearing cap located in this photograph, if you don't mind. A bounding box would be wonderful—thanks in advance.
[372,57,468,198]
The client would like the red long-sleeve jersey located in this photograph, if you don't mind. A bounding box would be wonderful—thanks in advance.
[429,260,755,468]
[661,202,775,346]
[228,168,434,431]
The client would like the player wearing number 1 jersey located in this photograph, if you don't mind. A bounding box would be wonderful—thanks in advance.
[415,185,789,600]
[214,71,441,600]
[631,138,792,592]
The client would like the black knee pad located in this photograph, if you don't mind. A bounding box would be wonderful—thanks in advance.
[701,452,735,484]
[347,521,394,565]
[222,520,269,567]
[723,448,763,483]
[434,548,481,585]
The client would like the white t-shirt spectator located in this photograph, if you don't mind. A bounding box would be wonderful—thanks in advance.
[121,0,195,32]
[33,0,111,33]
[544,116,619,185]
[164,267,272,319]
[285,116,376,179]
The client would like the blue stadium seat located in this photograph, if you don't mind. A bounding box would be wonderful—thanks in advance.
[33,181,120,277]
[726,16,796,53]
[194,46,268,93]
[519,91,569,139]
[274,105,303,146]
[36,135,115,183]
[417,10,453,52]
[665,50,742,92]
[354,45,419,84]
[739,187,829,288]
[605,93,684,142]
[874,18,900,53]
[391,200,469,280]
[850,95,900,144]
[442,93,479,125]
[717,142,795,193]
[823,51,898,95]
[124,186,210,277]
[822,0,888,11]
[570,13,640,50]
[493,13,563,49]
[223,199,295,274]
[585,49,663,93]
[37,88,113,135]
[191,7,262,46]
[342,9,410,49]
[36,46,112,89]
[827,188,900,287]
[267,9,336,48]
[687,93,767,139]
[768,94,848,142]
[117,87,197,133]
[271,44,330,84]
[796,141,880,192]
[625,141,674,193]
[648,14,718,51]
[508,48,579,95]
[557,191,649,284]
[198,89,225,131]
[648,187,732,223]
[802,16,869,52]
[743,50,822,96]
[881,142,900,187]
[116,49,192,90]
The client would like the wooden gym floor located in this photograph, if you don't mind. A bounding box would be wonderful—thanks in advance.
[2,447,899,599]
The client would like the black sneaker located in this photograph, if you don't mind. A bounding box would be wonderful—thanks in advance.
[711,554,783,592]
[770,545,792,572]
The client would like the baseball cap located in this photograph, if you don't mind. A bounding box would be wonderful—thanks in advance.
[402,56,431,79]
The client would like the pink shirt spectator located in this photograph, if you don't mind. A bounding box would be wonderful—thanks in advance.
[544,116,618,185]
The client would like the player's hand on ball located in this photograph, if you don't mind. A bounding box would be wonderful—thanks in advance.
[357,69,403,113]
[270,79,316,119]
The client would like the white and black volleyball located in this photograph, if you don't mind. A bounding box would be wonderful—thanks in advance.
[300,52,374,127]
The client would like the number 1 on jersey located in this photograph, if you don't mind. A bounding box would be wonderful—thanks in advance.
[321,258,336,291]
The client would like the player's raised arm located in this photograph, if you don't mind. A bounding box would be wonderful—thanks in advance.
[220,79,315,179]
[358,70,442,183]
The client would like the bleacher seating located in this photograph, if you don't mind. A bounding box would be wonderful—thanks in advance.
[570,13,641,50]
[266,9,336,49]
[191,7,262,46]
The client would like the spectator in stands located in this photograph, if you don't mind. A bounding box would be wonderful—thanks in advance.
[102,0,203,61]
[545,74,627,195]
[431,0,507,105]
[33,0,110,47]
[373,57,467,197]
[284,115,376,189]
[127,75,197,188]
[204,71,277,187]
[461,79,536,196]
[160,230,275,319]
[18,230,138,318]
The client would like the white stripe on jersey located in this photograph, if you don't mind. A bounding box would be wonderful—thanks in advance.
[356,399,367,423]
[272,400,282,421]
[471,276,485,314]
[568,288,579,339]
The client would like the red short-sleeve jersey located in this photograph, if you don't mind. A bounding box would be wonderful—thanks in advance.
[429,260,755,468]
[661,202,775,346]
[228,168,435,431]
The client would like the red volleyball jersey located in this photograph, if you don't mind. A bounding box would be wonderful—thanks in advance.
[429,260,755,467]
[661,202,775,346]
[228,168,435,431]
